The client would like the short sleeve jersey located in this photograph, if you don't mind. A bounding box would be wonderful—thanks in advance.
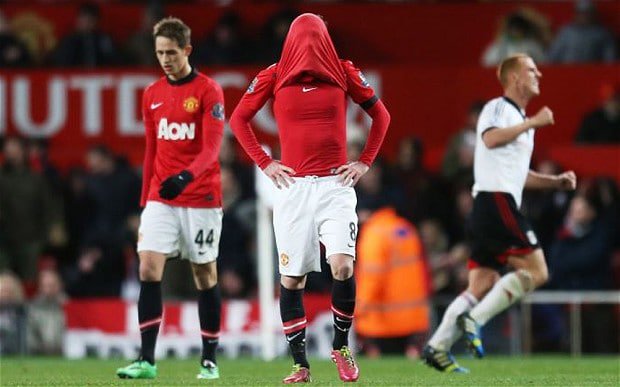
[238,60,376,176]
[473,96,534,207]
[141,70,225,207]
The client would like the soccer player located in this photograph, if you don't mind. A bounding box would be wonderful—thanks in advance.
[230,13,390,384]
[116,17,225,380]
[422,53,576,373]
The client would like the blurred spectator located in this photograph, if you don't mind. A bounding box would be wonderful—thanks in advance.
[482,9,549,67]
[441,101,484,184]
[257,8,298,64]
[547,0,617,63]
[218,165,256,298]
[53,2,117,67]
[0,271,26,355]
[62,168,96,263]
[419,219,468,297]
[545,181,619,353]
[219,134,254,200]
[575,85,620,144]
[83,145,140,245]
[63,241,125,298]
[547,189,615,290]
[356,162,403,224]
[0,10,32,67]
[0,137,61,282]
[355,207,431,359]
[27,268,66,355]
[123,4,164,66]
[195,11,252,66]
[387,137,450,227]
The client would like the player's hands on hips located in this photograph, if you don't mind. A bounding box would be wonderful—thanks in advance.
[335,161,369,187]
[264,161,296,189]
[530,106,554,128]
[556,170,577,190]
[159,170,193,200]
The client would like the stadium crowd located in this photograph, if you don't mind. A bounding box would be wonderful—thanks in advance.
[1,0,619,357]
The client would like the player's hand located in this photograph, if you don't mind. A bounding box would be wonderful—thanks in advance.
[555,170,577,191]
[529,106,554,128]
[335,161,369,187]
[263,161,296,189]
[159,170,193,200]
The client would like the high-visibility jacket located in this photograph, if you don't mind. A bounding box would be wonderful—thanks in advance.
[355,207,431,338]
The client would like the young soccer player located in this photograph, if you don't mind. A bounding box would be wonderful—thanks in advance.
[116,17,225,380]
[230,13,390,383]
[423,53,576,373]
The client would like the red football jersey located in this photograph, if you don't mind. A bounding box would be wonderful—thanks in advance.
[141,69,224,208]
[232,60,378,176]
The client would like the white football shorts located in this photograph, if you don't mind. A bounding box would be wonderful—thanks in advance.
[273,175,358,276]
[137,201,223,264]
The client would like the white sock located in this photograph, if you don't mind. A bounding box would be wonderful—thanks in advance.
[428,291,478,351]
[470,271,528,326]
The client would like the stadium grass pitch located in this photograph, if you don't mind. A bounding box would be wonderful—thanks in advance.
[1,356,618,386]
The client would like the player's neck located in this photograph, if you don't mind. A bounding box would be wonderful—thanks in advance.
[503,90,529,110]
[169,63,192,81]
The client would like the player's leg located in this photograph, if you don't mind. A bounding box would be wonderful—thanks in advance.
[191,261,221,380]
[423,266,497,372]
[183,207,223,380]
[466,249,547,330]
[281,274,312,384]
[116,250,165,379]
[327,253,360,382]
[318,178,359,382]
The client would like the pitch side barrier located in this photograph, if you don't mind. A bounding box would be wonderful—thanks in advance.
[521,291,620,356]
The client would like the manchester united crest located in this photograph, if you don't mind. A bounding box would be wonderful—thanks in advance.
[280,253,289,267]
[183,97,199,113]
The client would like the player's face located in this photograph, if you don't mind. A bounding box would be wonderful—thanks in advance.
[155,36,192,80]
[517,57,542,97]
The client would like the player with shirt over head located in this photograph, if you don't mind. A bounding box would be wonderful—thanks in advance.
[230,13,390,384]
[423,53,577,373]
[116,17,225,380]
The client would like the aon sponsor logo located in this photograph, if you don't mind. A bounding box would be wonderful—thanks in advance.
[158,119,195,140]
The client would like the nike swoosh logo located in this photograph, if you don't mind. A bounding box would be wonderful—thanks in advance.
[347,243,355,248]
[286,331,303,342]
[150,102,163,110]
[198,251,206,255]
[302,87,317,92]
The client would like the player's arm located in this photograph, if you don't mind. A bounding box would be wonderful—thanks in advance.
[140,87,157,207]
[230,67,296,189]
[525,169,576,190]
[159,83,225,200]
[483,106,554,149]
[336,61,391,186]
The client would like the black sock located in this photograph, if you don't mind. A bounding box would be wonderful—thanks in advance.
[280,285,309,369]
[331,276,355,350]
[138,281,162,365]
[198,284,221,365]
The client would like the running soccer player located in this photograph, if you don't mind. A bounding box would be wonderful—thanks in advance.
[423,53,576,373]
[230,13,390,384]
[116,17,225,380]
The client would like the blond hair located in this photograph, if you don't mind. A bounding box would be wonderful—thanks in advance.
[497,53,530,87]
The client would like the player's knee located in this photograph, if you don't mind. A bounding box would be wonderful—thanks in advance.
[515,269,540,292]
[192,262,217,290]
[330,257,354,280]
[530,266,548,288]
[138,252,164,281]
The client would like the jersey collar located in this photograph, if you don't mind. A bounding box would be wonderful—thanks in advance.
[502,96,526,119]
[167,67,197,86]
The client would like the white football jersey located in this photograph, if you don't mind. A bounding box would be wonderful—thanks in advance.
[472,96,534,207]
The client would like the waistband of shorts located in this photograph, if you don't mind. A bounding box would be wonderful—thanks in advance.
[292,175,340,183]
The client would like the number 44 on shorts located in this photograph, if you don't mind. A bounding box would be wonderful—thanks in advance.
[195,229,214,248]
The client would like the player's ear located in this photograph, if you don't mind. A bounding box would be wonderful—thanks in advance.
[184,44,193,57]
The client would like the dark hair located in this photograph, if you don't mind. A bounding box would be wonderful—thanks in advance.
[79,2,100,19]
[153,17,191,48]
